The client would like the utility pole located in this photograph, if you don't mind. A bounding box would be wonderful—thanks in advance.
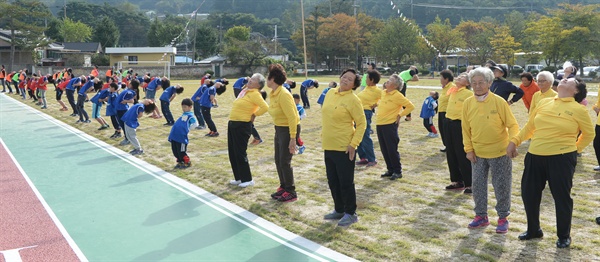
[192,11,198,63]
[410,0,413,20]
[274,25,278,55]
[300,0,308,79]
[354,0,359,70]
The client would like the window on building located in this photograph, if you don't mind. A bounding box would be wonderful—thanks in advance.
[128,56,138,65]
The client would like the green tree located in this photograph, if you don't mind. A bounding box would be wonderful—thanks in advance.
[224,25,251,42]
[318,14,360,68]
[0,0,50,71]
[147,16,185,47]
[60,17,93,42]
[455,20,497,65]
[195,23,219,58]
[224,27,268,74]
[371,17,419,64]
[92,16,120,49]
[425,16,464,55]
[489,26,521,65]
[524,16,565,67]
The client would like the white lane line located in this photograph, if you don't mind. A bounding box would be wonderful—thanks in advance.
[0,138,89,262]
[1,94,356,261]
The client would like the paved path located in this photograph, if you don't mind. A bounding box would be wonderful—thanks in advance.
[0,94,355,261]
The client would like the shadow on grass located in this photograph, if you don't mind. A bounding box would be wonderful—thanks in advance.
[514,240,541,261]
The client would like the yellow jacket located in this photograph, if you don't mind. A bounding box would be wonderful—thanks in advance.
[438,82,456,113]
[268,86,300,137]
[228,88,269,122]
[445,87,473,120]
[321,88,366,151]
[511,97,594,155]
[529,89,557,113]
[357,85,382,110]
[462,93,519,158]
[376,89,414,125]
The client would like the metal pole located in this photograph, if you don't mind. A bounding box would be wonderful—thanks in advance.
[192,11,197,62]
[354,0,359,70]
[274,25,278,55]
[300,0,308,79]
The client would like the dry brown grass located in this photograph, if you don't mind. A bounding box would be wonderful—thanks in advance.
[21,77,600,261]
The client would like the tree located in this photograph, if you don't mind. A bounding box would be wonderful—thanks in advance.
[425,16,464,55]
[195,24,219,58]
[455,20,497,65]
[489,26,521,65]
[0,0,50,71]
[318,14,360,68]
[223,26,268,74]
[357,13,384,62]
[147,16,185,47]
[524,16,565,67]
[92,16,120,49]
[60,18,93,42]
[370,17,420,64]
[224,25,251,42]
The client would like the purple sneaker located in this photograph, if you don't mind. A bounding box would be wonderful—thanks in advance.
[468,215,490,228]
[496,218,509,234]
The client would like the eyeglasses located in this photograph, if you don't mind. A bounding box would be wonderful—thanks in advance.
[537,80,548,83]
[471,81,488,87]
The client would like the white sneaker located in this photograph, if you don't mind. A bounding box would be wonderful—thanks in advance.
[238,180,255,188]
[229,180,241,185]
[430,133,439,138]
[594,166,600,171]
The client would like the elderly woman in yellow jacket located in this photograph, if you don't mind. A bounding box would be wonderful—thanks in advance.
[462,67,519,233]
[507,77,594,248]
[228,73,269,188]
[266,64,300,202]
[321,68,366,227]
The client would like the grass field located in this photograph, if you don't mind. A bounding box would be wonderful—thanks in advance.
[16,76,600,261]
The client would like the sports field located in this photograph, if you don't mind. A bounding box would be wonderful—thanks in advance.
[1,76,599,261]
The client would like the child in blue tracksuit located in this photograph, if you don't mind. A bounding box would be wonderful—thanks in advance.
[105,83,121,138]
[121,99,157,155]
[90,81,110,130]
[159,84,185,126]
[292,94,306,154]
[317,81,336,107]
[168,98,199,168]
[191,84,208,129]
[419,91,439,138]
[300,79,318,108]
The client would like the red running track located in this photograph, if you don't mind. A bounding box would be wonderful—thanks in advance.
[0,143,81,262]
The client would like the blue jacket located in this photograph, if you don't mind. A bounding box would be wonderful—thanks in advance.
[147,78,161,91]
[301,79,316,90]
[91,89,110,105]
[115,89,135,111]
[419,96,437,118]
[121,103,145,129]
[168,111,197,144]
[160,86,176,103]
[106,92,118,116]
[233,77,247,89]
[199,86,216,108]
[490,78,523,103]
[191,85,207,103]
[317,87,332,105]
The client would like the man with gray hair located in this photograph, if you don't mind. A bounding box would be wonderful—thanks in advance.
[462,67,519,233]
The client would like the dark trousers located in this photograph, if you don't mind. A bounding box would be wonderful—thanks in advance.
[445,119,472,186]
[117,110,127,138]
[193,101,206,127]
[376,123,402,174]
[423,117,435,133]
[110,115,121,131]
[324,150,357,215]
[66,89,77,114]
[161,100,175,124]
[171,141,188,163]
[400,83,411,117]
[274,126,298,193]
[5,79,12,93]
[228,121,253,182]
[438,112,447,147]
[252,124,261,140]
[594,125,600,165]
[522,151,577,239]
[300,86,310,108]
[13,81,19,94]
[234,88,242,98]
[76,95,89,121]
[201,106,217,132]
[28,89,37,100]
[0,79,5,92]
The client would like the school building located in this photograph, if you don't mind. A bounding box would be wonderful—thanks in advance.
[105,47,177,68]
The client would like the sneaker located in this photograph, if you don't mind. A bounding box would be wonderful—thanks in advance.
[250,138,263,145]
[182,162,191,168]
[113,132,122,138]
[337,213,358,227]
[390,172,403,180]
[209,132,220,137]
[229,180,242,185]
[174,162,184,169]
[404,116,412,121]
[366,161,377,167]
[277,191,298,202]
[298,145,306,154]
[445,182,465,190]
[426,132,433,137]
[75,120,82,124]
[119,139,130,146]
[496,218,509,234]
[163,122,174,126]
[594,166,600,171]
[356,159,368,165]
[205,132,213,136]
[440,147,447,152]
[429,133,439,138]
[110,132,118,138]
[238,180,254,188]
[323,210,345,220]
[60,107,68,111]
[381,171,393,178]
[468,215,490,228]
[69,113,77,117]
[271,187,285,199]
[131,149,144,155]
[463,187,473,194]
[195,125,206,130]
[83,120,91,123]
[98,126,107,130]
[40,106,47,109]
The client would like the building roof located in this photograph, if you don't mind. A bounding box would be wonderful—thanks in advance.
[62,42,102,53]
[106,47,177,55]
[197,55,226,64]
[175,56,200,64]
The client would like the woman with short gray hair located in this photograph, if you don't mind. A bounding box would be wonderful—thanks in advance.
[462,67,519,233]
[529,71,556,113]
[227,73,269,188]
